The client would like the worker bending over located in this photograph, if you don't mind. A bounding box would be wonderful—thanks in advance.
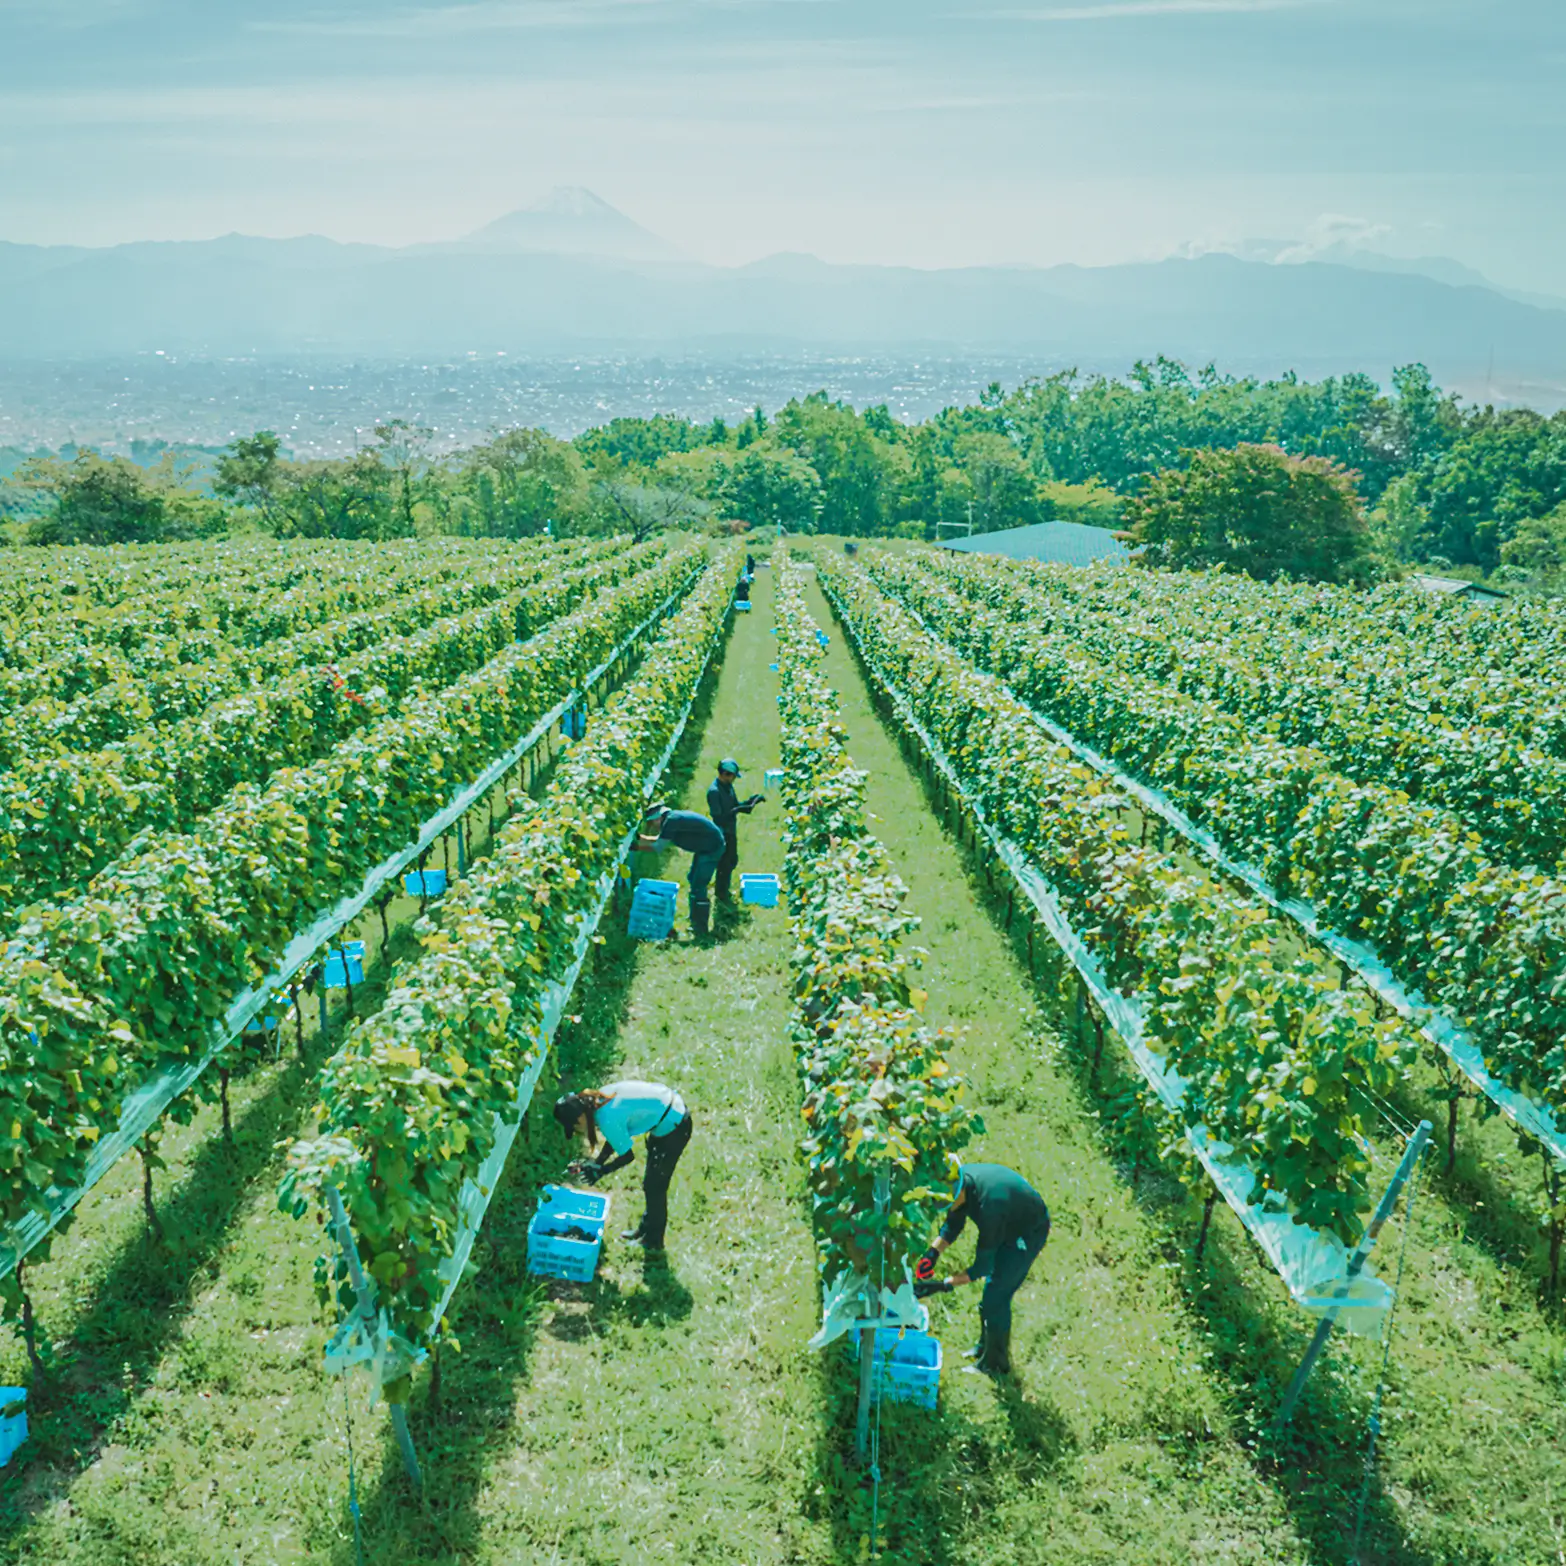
[707,758,763,905]
[915,1162,1050,1375]
[635,801,725,938]
[554,1081,693,1249]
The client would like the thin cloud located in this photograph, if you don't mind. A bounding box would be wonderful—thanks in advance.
[252,0,671,38]
[249,0,810,38]
[978,0,1309,19]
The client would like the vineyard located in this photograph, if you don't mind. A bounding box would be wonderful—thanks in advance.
[0,535,1563,1566]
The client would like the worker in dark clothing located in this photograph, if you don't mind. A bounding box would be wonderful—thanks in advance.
[734,573,751,606]
[707,759,764,904]
[635,801,725,937]
[913,1162,1050,1375]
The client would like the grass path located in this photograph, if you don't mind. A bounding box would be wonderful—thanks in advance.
[798,571,1313,1566]
[358,561,836,1564]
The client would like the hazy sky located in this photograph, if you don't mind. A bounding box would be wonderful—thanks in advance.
[1,0,1560,291]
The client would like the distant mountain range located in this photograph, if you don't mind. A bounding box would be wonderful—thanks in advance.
[3,188,1564,397]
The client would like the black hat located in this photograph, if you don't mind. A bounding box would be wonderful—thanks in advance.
[553,1093,588,1140]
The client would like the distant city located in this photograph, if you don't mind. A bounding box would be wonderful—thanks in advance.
[0,352,1062,459]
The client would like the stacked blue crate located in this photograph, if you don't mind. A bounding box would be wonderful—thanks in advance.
[740,873,780,908]
[323,941,366,988]
[628,879,679,940]
[528,1184,611,1281]
[561,707,588,741]
[404,868,449,898]
[853,1315,942,1410]
[0,1390,26,1467]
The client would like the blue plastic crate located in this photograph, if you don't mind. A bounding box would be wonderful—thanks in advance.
[536,1183,611,1227]
[322,945,365,988]
[857,1329,941,1410]
[733,600,752,613]
[404,868,448,898]
[769,662,779,672]
[527,1207,606,1282]
[763,768,784,790]
[629,881,677,939]
[740,873,780,908]
[0,1389,26,1468]
[561,707,588,741]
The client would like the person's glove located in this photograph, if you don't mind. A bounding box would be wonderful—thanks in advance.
[914,1247,939,1282]
[746,794,765,808]
[914,1278,954,1299]
[567,1161,602,1186]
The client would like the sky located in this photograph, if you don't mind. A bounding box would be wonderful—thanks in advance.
[0,0,1562,292]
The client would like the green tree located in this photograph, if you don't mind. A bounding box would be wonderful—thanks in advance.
[1367,470,1431,563]
[214,431,284,524]
[1127,444,1377,584]
[945,430,1040,533]
[594,477,714,540]
[1500,502,1566,580]
[455,428,584,538]
[724,444,823,531]
[270,451,395,540]
[25,453,170,544]
[1412,409,1566,569]
[371,420,435,538]
[574,414,709,471]
[771,393,889,535]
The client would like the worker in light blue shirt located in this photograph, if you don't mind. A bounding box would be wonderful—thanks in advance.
[552,1080,693,1249]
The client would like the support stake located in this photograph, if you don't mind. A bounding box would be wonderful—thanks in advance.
[140,1144,164,1242]
[1194,1186,1219,1264]
[16,1262,43,1377]
[325,1184,424,1489]
[1274,1119,1431,1432]
[855,1168,893,1462]
[854,1321,876,1460]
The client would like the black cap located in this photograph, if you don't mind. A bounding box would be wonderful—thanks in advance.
[553,1093,588,1140]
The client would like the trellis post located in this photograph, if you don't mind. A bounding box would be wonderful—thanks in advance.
[1274,1120,1431,1432]
[325,1183,423,1489]
[854,1168,893,1461]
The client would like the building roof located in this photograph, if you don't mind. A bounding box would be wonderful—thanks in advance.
[938,519,1130,567]
[1410,574,1508,601]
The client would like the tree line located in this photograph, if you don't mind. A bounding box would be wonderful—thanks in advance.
[7,358,1565,587]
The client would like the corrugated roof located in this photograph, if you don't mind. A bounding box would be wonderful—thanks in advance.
[1411,574,1508,600]
[938,519,1130,566]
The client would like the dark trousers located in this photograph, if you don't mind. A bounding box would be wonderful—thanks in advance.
[979,1216,1050,1334]
[687,851,720,912]
[716,827,739,899]
[636,1113,693,1247]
